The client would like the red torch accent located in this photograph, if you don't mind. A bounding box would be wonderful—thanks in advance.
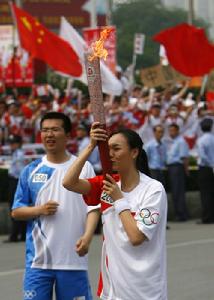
[85,53,112,175]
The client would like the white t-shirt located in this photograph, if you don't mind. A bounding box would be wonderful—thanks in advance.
[96,173,168,300]
[13,155,97,270]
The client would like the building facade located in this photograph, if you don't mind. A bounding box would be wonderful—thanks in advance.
[0,0,106,30]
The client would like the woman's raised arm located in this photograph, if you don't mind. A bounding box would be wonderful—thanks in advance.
[63,122,108,194]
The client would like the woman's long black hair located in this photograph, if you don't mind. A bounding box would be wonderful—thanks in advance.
[109,128,150,176]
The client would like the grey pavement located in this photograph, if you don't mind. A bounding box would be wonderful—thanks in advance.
[0,220,214,300]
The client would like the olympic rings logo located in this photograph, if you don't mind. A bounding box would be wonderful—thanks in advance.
[139,208,160,226]
[23,290,37,299]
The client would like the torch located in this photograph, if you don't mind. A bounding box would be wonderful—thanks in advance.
[85,29,112,175]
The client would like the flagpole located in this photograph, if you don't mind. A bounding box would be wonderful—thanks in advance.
[90,0,97,28]
[15,0,22,7]
[187,0,206,98]
[106,0,113,26]
[188,0,194,25]
[130,53,137,88]
[200,74,208,96]
[10,1,17,90]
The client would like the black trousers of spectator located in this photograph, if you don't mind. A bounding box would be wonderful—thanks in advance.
[150,169,166,187]
[8,176,26,241]
[168,163,189,221]
[150,169,171,229]
[198,166,214,224]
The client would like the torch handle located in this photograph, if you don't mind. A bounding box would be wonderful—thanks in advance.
[97,124,112,175]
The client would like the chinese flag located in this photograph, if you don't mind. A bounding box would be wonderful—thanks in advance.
[206,91,214,110]
[153,23,214,77]
[11,4,82,77]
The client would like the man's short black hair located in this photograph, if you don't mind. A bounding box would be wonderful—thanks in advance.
[40,112,72,134]
[8,134,22,144]
[200,118,213,132]
[169,123,179,130]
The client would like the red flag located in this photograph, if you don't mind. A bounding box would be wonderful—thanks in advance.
[206,91,214,110]
[153,23,214,77]
[11,4,82,77]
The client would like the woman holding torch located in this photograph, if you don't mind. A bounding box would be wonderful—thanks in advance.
[63,122,167,300]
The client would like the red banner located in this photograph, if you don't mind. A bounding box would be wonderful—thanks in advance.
[3,50,34,88]
[0,25,34,88]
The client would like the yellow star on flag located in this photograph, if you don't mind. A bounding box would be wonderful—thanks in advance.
[21,17,32,31]
[12,3,83,77]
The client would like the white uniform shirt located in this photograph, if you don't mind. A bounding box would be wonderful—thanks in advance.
[13,155,97,270]
[98,173,168,300]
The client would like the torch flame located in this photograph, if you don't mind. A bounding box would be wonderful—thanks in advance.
[88,28,113,61]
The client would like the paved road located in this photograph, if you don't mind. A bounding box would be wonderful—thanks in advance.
[0,220,214,300]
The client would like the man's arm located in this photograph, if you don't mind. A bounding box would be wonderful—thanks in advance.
[180,139,190,176]
[76,209,101,256]
[183,157,189,176]
[176,80,189,99]
[11,200,59,220]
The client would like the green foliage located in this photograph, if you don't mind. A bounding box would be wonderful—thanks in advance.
[112,0,209,70]
[45,69,89,95]
[72,80,88,96]
[46,69,68,91]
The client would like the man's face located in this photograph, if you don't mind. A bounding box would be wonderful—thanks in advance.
[8,104,18,115]
[10,142,21,152]
[0,103,6,115]
[76,128,87,139]
[151,106,161,117]
[41,119,68,154]
[154,126,164,141]
[169,126,179,139]
[132,90,141,98]
[169,107,178,117]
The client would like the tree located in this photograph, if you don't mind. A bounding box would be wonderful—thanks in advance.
[112,0,208,70]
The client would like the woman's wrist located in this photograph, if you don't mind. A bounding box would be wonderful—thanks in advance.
[87,143,96,152]
[114,198,131,215]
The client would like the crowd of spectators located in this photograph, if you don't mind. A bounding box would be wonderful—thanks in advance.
[0,80,213,161]
[0,77,214,224]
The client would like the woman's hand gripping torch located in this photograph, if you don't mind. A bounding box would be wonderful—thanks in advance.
[85,28,113,176]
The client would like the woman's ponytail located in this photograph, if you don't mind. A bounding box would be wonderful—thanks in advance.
[137,148,150,176]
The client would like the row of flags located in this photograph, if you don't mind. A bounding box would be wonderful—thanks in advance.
[11,3,122,96]
[8,4,214,95]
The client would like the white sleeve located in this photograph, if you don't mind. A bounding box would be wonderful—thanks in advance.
[80,160,96,179]
[80,161,100,212]
[134,182,167,240]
